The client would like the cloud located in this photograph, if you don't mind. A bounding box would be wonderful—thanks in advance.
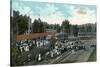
[12,2,33,16]
[31,4,66,24]
[12,2,66,24]
[12,1,96,25]
[68,6,96,25]
[36,4,57,16]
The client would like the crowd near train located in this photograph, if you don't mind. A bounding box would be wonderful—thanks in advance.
[15,33,87,65]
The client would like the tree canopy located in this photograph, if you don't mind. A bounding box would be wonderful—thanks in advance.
[61,20,70,33]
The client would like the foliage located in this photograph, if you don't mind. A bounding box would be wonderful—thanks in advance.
[88,48,96,61]
[32,18,45,33]
[12,10,30,35]
[54,24,61,33]
[61,20,70,33]
[72,25,79,37]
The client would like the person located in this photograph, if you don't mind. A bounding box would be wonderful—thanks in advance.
[38,53,41,61]
[20,45,23,52]
[45,51,50,61]
[25,45,29,52]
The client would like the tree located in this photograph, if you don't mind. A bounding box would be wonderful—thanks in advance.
[86,24,92,32]
[73,25,79,37]
[17,15,29,34]
[32,19,39,33]
[32,18,45,33]
[61,20,70,33]
[79,25,85,33]
[12,10,30,35]
[94,23,96,32]
[54,24,61,33]
[43,22,49,29]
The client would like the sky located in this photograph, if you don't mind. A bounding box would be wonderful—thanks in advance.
[11,0,97,25]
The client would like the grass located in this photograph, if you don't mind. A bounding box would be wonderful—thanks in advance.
[88,48,96,61]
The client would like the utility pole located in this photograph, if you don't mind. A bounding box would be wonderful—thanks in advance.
[27,9,32,34]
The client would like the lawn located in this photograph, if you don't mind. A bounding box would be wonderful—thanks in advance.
[88,48,96,61]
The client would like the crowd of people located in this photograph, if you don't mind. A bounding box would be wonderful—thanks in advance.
[15,35,87,64]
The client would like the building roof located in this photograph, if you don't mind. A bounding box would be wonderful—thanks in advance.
[16,32,56,41]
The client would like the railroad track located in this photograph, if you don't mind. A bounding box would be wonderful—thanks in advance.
[49,50,72,64]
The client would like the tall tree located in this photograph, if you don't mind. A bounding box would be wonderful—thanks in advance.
[12,10,30,35]
[54,24,61,33]
[79,25,85,33]
[32,18,45,33]
[86,24,92,32]
[61,20,70,33]
[73,25,79,37]
[32,19,39,33]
